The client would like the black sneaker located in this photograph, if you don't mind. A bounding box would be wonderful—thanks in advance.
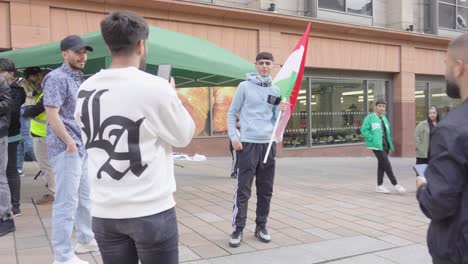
[255,226,271,243]
[229,230,242,247]
[12,208,21,217]
[0,218,16,237]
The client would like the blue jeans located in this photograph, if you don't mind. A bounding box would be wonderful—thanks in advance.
[93,208,179,264]
[17,107,35,170]
[0,136,12,220]
[50,151,94,262]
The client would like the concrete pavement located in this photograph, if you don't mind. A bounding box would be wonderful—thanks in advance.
[1,157,432,263]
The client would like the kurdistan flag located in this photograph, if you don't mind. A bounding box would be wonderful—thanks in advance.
[274,22,311,142]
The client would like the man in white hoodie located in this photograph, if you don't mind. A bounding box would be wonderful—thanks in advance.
[74,10,194,264]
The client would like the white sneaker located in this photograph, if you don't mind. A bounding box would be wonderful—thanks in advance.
[74,240,99,254]
[229,230,242,247]
[53,255,89,264]
[394,184,407,194]
[376,185,390,194]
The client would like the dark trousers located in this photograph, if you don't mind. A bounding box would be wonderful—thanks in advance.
[432,256,456,264]
[7,142,20,210]
[92,207,178,264]
[229,141,239,176]
[232,142,275,232]
[373,148,398,186]
[416,157,428,164]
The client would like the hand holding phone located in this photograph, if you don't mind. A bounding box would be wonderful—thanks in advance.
[157,64,172,81]
[413,164,427,177]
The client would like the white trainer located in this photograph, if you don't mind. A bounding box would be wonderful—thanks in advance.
[394,184,407,194]
[53,255,89,264]
[376,185,390,194]
[74,239,99,254]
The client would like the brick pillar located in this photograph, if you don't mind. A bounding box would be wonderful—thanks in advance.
[392,45,416,157]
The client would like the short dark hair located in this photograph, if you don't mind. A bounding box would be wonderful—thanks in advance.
[23,67,42,79]
[256,52,274,62]
[100,10,149,55]
[375,98,387,106]
[0,58,15,72]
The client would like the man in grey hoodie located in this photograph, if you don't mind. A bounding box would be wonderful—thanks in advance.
[227,52,287,247]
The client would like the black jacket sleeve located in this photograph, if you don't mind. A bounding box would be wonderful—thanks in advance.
[23,97,45,118]
[10,85,26,115]
[0,86,13,115]
[417,124,468,221]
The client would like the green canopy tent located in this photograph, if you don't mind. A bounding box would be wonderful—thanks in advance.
[0,26,254,87]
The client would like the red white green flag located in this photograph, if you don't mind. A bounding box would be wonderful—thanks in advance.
[274,22,311,142]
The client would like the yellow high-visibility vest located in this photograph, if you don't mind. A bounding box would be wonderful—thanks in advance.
[29,93,46,137]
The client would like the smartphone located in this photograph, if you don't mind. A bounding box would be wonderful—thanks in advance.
[157,64,172,81]
[413,164,428,177]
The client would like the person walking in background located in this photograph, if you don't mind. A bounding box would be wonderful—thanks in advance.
[414,106,440,164]
[0,58,26,217]
[0,75,15,237]
[229,117,240,178]
[43,35,98,264]
[16,67,40,177]
[361,99,406,194]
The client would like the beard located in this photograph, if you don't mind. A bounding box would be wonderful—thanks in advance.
[446,79,461,99]
[69,61,85,71]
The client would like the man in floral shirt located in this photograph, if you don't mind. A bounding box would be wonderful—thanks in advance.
[43,35,98,264]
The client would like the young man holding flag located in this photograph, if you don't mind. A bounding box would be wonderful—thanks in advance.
[228,23,311,247]
[227,52,287,247]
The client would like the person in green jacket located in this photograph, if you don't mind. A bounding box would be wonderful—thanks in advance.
[361,99,406,194]
[414,106,440,165]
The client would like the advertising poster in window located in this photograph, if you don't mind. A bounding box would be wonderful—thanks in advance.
[176,87,210,136]
[212,87,237,136]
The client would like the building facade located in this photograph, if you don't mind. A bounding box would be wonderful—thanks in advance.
[0,0,460,157]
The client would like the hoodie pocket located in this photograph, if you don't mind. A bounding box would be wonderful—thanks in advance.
[243,118,272,140]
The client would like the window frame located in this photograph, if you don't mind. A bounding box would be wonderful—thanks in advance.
[317,0,373,17]
[414,80,461,124]
[438,0,468,31]
[282,76,391,150]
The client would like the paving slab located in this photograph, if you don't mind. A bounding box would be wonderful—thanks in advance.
[375,244,433,264]
[326,254,397,264]
[1,157,434,264]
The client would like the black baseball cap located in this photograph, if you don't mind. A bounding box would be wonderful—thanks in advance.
[375,98,387,105]
[60,35,93,52]
[23,67,42,78]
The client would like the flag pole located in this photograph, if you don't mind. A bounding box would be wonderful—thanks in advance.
[262,22,311,164]
[263,99,286,164]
